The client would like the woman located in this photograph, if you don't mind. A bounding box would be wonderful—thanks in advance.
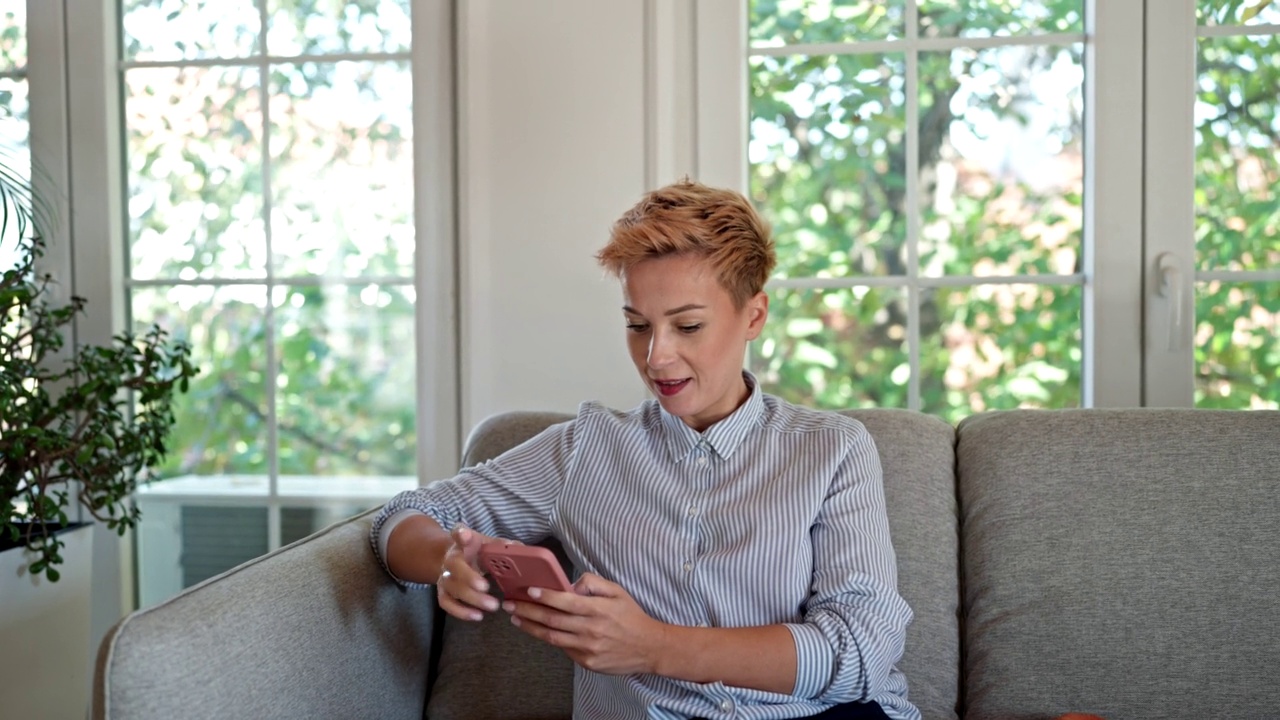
[371,180,918,720]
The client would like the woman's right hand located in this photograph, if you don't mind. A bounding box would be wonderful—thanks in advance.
[437,525,508,622]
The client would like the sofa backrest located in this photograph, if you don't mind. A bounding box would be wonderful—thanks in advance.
[425,408,961,720]
[95,511,437,720]
[956,409,1280,720]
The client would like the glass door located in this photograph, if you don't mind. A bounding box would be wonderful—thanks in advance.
[1145,0,1280,408]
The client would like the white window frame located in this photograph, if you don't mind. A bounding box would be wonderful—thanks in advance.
[34,0,458,626]
[1144,0,1280,407]
[696,0,1146,410]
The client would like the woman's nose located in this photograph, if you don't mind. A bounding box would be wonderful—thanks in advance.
[647,331,675,368]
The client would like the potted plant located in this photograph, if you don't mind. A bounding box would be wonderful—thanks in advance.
[1,148,198,582]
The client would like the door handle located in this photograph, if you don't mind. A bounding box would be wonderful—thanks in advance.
[1156,252,1186,351]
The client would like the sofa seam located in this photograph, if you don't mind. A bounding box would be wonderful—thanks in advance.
[100,610,135,720]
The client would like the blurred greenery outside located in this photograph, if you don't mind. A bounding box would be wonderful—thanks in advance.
[748,0,1278,420]
[121,0,417,480]
[3,1,1278,489]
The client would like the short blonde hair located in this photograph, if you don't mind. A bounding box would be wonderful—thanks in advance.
[596,180,776,308]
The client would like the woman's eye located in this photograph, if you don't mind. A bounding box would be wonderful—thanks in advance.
[626,323,649,333]
[679,324,702,334]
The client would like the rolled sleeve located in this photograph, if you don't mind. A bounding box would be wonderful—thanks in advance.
[367,420,576,587]
[372,509,434,589]
[794,426,913,703]
[785,621,837,698]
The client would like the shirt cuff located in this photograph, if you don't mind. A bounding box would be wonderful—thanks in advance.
[378,509,434,587]
[785,622,835,699]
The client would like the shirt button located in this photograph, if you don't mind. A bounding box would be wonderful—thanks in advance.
[687,505,699,517]
[696,456,708,467]
[719,698,734,712]
[682,560,694,572]
[697,622,708,627]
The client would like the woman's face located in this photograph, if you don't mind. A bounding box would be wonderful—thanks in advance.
[621,254,768,432]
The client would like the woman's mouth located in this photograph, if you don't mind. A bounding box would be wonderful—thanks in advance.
[653,378,691,397]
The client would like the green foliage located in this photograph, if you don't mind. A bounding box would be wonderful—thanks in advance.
[121,1,417,479]
[1194,33,1280,407]
[750,3,1084,421]
[750,1,1277,416]
[1198,0,1280,26]
[0,156,198,582]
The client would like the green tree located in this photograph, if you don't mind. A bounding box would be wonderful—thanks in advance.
[749,0,1277,418]
[1192,30,1280,408]
[122,0,417,478]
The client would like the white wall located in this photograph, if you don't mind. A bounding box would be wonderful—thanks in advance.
[457,0,705,431]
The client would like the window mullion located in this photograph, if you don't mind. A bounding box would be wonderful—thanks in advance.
[258,0,280,503]
[1141,0,1197,407]
[905,0,921,411]
[1081,0,1147,407]
[412,0,461,480]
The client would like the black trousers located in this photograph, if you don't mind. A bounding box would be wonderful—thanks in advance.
[693,700,891,720]
[806,700,892,719]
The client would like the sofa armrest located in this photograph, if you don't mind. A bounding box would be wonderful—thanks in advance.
[94,510,436,720]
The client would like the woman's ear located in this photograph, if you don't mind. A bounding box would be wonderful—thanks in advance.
[744,291,769,340]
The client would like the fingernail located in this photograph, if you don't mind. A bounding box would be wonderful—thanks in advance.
[469,611,482,622]
[528,587,541,600]
[502,601,514,613]
[484,598,500,612]
[510,616,521,627]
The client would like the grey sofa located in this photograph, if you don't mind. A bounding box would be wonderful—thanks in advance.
[94,408,1280,720]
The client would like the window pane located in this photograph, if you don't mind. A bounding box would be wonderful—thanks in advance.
[269,61,414,278]
[749,0,905,46]
[121,0,260,61]
[1195,281,1280,409]
[126,66,266,280]
[266,0,411,56]
[750,53,906,279]
[132,285,271,477]
[1198,0,1280,27]
[918,0,1084,38]
[1195,34,1280,272]
[753,286,910,408]
[274,283,416,476]
[920,283,1081,422]
[920,45,1083,277]
[0,2,26,71]
[0,76,27,272]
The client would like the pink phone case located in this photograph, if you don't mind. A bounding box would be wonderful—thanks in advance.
[478,543,573,602]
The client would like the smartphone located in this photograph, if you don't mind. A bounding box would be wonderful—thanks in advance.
[478,542,573,602]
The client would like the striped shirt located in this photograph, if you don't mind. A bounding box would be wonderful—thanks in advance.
[370,374,918,720]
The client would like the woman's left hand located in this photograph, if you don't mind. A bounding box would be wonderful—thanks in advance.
[504,572,668,676]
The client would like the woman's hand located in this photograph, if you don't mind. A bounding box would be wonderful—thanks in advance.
[436,525,510,622]
[503,572,669,675]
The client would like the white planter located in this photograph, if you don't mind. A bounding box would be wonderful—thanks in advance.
[0,524,94,720]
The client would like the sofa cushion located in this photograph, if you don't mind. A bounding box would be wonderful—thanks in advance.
[426,409,960,720]
[427,412,577,720]
[957,409,1280,720]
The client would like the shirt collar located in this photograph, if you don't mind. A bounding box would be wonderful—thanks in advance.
[660,371,765,463]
